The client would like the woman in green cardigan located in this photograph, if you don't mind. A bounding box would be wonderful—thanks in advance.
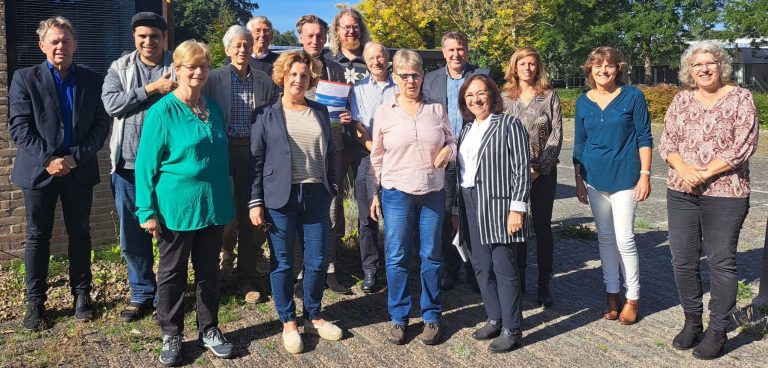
[135,40,235,366]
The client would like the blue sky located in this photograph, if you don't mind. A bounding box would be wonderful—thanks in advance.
[254,1,360,34]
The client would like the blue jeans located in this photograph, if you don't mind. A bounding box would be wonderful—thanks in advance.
[381,188,445,325]
[266,183,331,323]
[112,169,157,306]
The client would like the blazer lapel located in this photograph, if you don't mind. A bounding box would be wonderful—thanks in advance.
[477,114,501,165]
[73,71,87,129]
[39,62,64,122]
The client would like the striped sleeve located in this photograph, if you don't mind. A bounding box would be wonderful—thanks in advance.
[507,116,531,211]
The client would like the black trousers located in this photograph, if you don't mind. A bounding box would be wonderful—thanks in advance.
[517,168,557,287]
[463,187,522,330]
[22,175,94,304]
[667,189,749,332]
[443,163,474,279]
[156,223,223,335]
[354,156,381,274]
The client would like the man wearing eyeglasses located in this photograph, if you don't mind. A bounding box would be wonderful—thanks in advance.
[422,30,489,292]
[246,16,279,76]
[101,11,176,323]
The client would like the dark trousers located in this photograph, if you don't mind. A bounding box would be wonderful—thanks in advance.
[222,143,268,290]
[442,162,474,279]
[23,175,94,304]
[463,187,522,330]
[667,189,749,332]
[156,224,223,335]
[517,168,557,287]
[354,155,380,274]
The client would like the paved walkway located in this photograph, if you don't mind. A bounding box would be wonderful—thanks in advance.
[2,122,766,367]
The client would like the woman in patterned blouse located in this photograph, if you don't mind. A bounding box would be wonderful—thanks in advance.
[658,41,759,360]
[501,46,563,308]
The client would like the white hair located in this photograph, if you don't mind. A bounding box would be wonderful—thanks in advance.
[678,41,733,89]
[222,25,253,49]
[246,15,272,31]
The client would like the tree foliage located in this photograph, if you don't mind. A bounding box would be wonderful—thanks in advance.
[722,0,768,47]
[357,0,448,49]
[205,8,238,67]
[174,0,259,45]
[272,30,300,46]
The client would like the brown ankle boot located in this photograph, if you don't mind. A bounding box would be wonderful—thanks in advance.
[603,293,620,320]
[619,299,639,325]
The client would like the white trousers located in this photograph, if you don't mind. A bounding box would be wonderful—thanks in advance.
[586,184,640,300]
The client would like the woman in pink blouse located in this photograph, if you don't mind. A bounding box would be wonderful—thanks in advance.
[658,41,759,360]
[369,49,456,346]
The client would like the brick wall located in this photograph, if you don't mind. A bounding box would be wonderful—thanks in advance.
[0,3,119,263]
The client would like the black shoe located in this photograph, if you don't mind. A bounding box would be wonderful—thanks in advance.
[159,334,183,366]
[692,328,727,360]
[388,323,407,345]
[361,272,377,293]
[672,313,703,350]
[537,284,553,308]
[326,273,350,294]
[440,272,458,291]
[120,302,153,323]
[472,319,501,340]
[198,327,234,358]
[489,328,522,353]
[74,293,95,321]
[22,303,46,331]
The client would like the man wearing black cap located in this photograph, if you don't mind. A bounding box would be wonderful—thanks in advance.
[102,11,176,324]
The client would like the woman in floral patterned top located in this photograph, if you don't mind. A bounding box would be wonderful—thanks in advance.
[501,46,563,309]
[658,41,759,360]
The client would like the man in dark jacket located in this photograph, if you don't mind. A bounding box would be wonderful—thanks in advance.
[422,30,489,292]
[9,16,110,331]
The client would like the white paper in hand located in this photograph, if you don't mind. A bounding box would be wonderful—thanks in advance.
[452,231,470,263]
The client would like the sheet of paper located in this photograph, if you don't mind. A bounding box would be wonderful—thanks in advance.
[452,231,470,263]
[314,80,351,128]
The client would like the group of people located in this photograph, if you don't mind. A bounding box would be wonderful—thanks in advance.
[6,6,758,366]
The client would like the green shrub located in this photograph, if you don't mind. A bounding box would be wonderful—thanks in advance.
[752,92,768,129]
[637,84,682,123]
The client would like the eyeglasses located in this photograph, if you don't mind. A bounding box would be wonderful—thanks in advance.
[340,25,360,33]
[464,90,489,101]
[182,64,210,71]
[396,73,422,81]
[252,29,272,35]
[691,61,718,71]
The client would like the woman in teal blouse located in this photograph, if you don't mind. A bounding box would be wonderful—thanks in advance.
[135,40,235,366]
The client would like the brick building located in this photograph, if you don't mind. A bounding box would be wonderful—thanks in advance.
[0,0,166,263]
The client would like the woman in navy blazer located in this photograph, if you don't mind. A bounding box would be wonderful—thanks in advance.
[249,51,341,354]
[454,74,530,352]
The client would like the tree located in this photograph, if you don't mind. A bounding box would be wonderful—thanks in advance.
[272,30,300,46]
[174,0,259,44]
[617,0,722,85]
[723,0,768,47]
[206,9,237,67]
[358,0,449,49]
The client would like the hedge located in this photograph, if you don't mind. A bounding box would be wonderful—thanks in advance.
[558,86,768,128]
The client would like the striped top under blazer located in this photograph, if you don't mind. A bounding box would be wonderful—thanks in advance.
[456,113,531,245]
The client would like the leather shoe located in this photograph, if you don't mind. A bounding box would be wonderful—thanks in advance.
[22,303,46,331]
[361,272,377,293]
[692,328,727,360]
[489,328,522,353]
[672,313,703,350]
[326,273,350,294]
[74,293,95,321]
[472,319,501,340]
[440,272,458,290]
[603,293,620,320]
[618,299,639,325]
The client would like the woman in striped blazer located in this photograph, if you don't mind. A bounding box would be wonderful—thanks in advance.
[454,74,531,352]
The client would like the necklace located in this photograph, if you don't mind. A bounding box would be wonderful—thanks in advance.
[179,92,208,121]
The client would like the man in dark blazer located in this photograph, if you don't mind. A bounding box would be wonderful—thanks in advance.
[422,30,489,292]
[8,16,110,331]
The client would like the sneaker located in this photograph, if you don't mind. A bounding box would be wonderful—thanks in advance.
[282,329,303,354]
[22,303,46,331]
[419,322,441,345]
[304,320,343,340]
[197,327,234,358]
[388,323,407,345]
[120,302,153,323]
[159,334,183,366]
[244,289,262,304]
[74,293,95,321]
